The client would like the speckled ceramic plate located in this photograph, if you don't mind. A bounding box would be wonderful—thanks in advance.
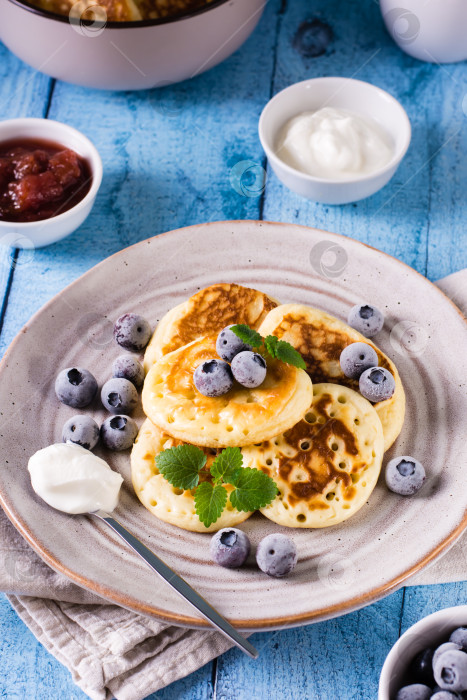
[1,221,466,631]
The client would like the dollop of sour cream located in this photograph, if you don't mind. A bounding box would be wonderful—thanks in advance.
[28,443,123,515]
[276,107,394,180]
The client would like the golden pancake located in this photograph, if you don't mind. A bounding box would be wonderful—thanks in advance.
[242,383,384,528]
[258,304,405,451]
[142,335,313,448]
[131,420,252,532]
[143,283,278,371]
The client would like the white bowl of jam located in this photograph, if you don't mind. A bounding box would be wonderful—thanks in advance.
[0,118,102,248]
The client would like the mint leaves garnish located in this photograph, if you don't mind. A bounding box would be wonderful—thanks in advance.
[229,324,263,349]
[194,482,228,528]
[156,445,279,528]
[156,444,206,490]
[271,339,306,369]
[229,468,280,512]
[263,334,279,357]
[210,447,242,484]
[231,324,306,370]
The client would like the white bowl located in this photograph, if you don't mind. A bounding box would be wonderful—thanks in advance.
[380,0,467,63]
[0,0,266,91]
[379,605,467,699]
[258,77,411,205]
[0,118,102,248]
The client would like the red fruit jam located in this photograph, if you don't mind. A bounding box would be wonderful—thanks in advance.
[0,138,92,223]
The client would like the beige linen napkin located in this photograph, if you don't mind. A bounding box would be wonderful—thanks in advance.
[0,507,234,700]
[1,269,466,700]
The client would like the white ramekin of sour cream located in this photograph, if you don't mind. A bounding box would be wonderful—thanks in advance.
[259,77,411,205]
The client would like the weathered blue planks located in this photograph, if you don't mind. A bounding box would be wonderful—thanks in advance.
[0,46,52,335]
[0,0,467,696]
[401,582,467,634]
[262,0,433,275]
[0,595,87,699]
[215,591,404,700]
[0,0,282,357]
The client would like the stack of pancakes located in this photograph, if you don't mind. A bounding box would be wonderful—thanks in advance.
[131,284,405,532]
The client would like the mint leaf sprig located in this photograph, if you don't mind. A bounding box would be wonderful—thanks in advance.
[156,445,278,528]
[231,324,306,370]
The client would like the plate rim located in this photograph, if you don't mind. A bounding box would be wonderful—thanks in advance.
[1,219,466,630]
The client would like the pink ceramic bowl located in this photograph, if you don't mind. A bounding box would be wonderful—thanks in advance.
[0,0,266,90]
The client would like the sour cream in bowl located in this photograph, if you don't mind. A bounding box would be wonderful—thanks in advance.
[259,77,411,205]
[276,107,394,180]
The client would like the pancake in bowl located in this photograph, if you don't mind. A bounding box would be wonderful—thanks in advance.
[143,283,278,371]
[131,419,252,532]
[36,0,142,21]
[242,383,384,528]
[258,304,405,451]
[142,335,313,448]
[32,0,213,21]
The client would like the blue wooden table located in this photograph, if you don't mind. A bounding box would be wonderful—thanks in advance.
[1,0,466,697]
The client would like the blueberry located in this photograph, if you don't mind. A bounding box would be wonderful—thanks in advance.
[256,534,297,578]
[216,325,251,362]
[112,355,145,389]
[395,685,431,700]
[431,691,463,699]
[114,313,152,352]
[385,456,426,496]
[100,415,138,451]
[433,649,467,692]
[348,303,384,337]
[339,342,379,380]
[293,18,333,58]
[450,628,467,651]
[55,368,98,408]
[101,378,139,414]
[409,647,435,687]
[193,359,233,397]
[231,351,267,389]
[434,644,463,668]
[210,528,251,568]
[62,415,99,450]
[359,366,395,402]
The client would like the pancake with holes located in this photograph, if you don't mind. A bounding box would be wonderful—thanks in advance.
[131,420,253,532]
[143,283,278,371]
[142,335,313,448]
[258,304,405,451]
[242,384,384,528]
